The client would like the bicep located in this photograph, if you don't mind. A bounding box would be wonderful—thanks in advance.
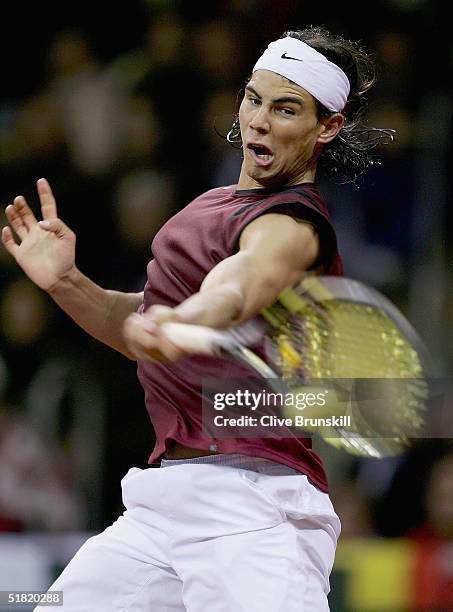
[200,213,319,321]
[239,213,319,277]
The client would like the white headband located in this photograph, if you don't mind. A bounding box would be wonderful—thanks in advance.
[252,36,350,113]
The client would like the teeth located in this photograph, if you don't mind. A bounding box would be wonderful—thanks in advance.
[257,154,271,160]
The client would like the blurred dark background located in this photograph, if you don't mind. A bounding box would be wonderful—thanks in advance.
[0,1,452,609]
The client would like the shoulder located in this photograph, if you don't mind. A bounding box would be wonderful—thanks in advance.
[230,183,339,271]
[228,183,332,241]
[266,184,331,217]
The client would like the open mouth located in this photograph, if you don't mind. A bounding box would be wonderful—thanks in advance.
[247,143,274,167]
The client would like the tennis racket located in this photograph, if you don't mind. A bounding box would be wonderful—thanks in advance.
[161,275,430,458]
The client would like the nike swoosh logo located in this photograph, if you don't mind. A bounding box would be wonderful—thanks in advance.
[281,53,304,62]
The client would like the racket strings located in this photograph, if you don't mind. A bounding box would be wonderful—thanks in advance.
[265,299,427,441]
[271,302,424,379]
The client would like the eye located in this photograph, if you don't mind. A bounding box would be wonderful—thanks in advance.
[279,107,296,116]
[248,96,261,106]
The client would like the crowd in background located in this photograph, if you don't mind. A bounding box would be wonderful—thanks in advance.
[0,0,452,560]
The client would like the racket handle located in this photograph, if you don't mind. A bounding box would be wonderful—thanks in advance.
[160,322,229,355]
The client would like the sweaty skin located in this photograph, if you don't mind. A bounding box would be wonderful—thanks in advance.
[2,71,344,364]
[123,70,343,362]
[238,70,343,189]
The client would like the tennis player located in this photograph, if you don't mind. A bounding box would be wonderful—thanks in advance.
[3,26,384,612]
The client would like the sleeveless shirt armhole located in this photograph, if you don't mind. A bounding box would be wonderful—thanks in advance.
[229,201,338,271]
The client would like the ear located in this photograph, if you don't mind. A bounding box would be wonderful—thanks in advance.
[317,113,345,144]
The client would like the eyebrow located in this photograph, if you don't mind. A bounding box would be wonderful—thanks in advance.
[245,85,304,107]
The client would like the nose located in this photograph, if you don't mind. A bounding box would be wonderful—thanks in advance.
[249,105,270,133]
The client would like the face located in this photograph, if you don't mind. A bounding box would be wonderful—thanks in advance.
[238,69,342,189]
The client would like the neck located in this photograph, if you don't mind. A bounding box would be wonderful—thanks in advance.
[237,163,317,190]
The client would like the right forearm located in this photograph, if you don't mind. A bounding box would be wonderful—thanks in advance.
[49,267,143,358]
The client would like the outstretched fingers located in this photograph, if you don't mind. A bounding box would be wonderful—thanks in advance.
[5,199,31,240]
[11,195,37,231]
[37,178,58,220]
[2,180,61,259]
[1,226,19,257]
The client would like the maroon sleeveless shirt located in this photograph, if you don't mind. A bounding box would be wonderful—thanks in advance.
[137,183,343,492]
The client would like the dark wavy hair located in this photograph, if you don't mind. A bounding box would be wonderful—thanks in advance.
[226,26,394,184]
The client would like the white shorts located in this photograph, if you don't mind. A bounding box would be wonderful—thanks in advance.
[35,454,341,611]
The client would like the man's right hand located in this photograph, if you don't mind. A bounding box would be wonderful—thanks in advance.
[2,178,76,292]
